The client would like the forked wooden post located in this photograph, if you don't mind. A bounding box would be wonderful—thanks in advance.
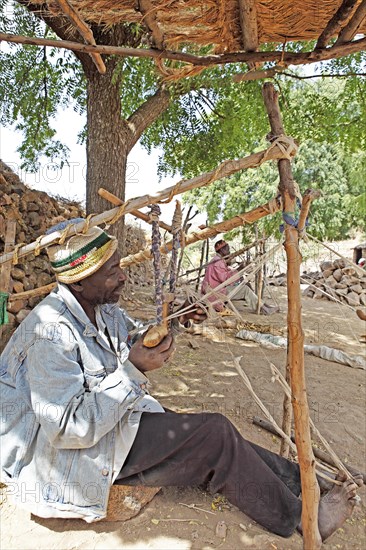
[262,82,321,550]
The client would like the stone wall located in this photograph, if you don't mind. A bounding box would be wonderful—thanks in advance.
[302,259,366,306]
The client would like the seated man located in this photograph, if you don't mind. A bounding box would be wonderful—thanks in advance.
[201,239,279,315]
[0,220,362,542]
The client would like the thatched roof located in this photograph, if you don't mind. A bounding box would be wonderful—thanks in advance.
[29,0,366,53]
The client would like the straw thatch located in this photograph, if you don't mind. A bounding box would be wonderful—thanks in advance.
[27,0,366,53]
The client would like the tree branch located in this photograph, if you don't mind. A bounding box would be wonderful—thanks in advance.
[315,0,359,49]
[280,71,366,79]
[335,0,366,45]
[127,87,171,148]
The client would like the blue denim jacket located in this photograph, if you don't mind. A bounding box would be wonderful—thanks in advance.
[0,284,163,521]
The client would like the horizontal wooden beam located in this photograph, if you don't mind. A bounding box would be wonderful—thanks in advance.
[1,31,365,70]
[55,0,106,73]
[316,0,359,49]
[98,188,172,232]
[120,198,280,268]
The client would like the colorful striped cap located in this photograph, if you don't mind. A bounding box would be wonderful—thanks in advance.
[46,219,118,284]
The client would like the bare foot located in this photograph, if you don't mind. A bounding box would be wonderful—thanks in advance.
[318,474,361,541]
[317,471,364,493]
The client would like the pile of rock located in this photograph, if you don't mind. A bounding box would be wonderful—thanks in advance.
[0,161,85,333]
[266,273,287,287]
[0,161,155,350]
[302,258,366,306]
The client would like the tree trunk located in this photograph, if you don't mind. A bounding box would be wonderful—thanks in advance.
[84,63,170,256]
[86,62,129,253]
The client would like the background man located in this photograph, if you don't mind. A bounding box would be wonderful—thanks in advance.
[201,239,279,315]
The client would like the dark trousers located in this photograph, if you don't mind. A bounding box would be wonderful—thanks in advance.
[116,411,302,538]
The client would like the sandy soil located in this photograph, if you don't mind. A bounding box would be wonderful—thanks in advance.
[1,286,365,550]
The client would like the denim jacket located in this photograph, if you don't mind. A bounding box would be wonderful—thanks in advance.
[0,284,164,522]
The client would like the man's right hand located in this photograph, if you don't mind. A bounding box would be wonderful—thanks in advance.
[128,333,176,373]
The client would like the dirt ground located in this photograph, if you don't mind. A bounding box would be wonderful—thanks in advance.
[1,286,365,550]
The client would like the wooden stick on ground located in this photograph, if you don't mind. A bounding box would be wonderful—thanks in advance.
[233,358,339,486]
[256,239,264,315]
[262,82,321,550]
[253,416,366,484]
[269,363,353,480]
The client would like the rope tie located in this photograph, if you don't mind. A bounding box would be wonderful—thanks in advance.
[82,213,94,234]
[34,235,43,257]
[12,243,25,265]
[264,135,298,163]
[267,196,281,214]
[158,159,236,205]
[58,224,73,245]
[0,291,9,326]
[108,199,134,227]
[237,213,254,225]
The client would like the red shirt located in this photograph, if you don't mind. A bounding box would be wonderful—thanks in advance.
[201,254,235,311]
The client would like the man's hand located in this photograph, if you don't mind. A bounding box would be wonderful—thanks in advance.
[129,333,176,373]
[178,299,207,326]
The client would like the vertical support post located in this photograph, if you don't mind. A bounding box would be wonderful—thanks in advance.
[0,220,17,341]
[262,83,321,550]
[256,242,263,314]
[196,239,207,291]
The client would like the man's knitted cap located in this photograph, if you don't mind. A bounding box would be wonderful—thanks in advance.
[46,218,118,284]
[215,239,228,252]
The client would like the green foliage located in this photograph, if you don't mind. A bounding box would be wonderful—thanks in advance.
[280,68,366,151]
[184,140,366,242]
[0,1,86,170]
[1,0,365,243]
[142,70,269,178]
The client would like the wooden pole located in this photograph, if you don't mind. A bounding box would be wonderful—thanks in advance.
[262,82,321,550]
[1,32,365,69]
[280,356,293,458]
[0,144,291,266]
[195,239,207,291]
[256,236,263,315]
[55,0,106,73]
[176,205,195,279]
[98,188,173,232]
